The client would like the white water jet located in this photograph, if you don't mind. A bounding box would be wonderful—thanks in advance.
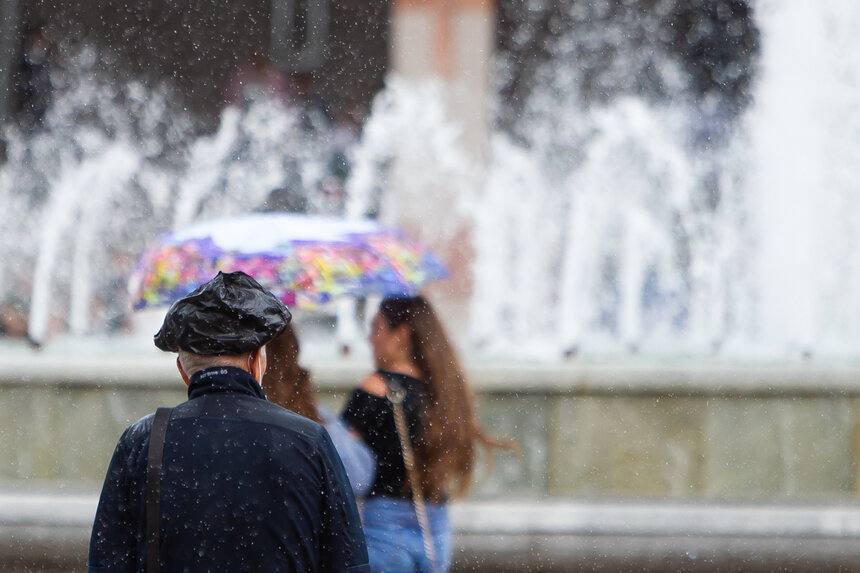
[346,77,474,239]
[68,145,140,334]
[469,134,561,354]
[27,160,84,343]
[751,0,860,356]
[29,142,142,340]
[172,108,244,230]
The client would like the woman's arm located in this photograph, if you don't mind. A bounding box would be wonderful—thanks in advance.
[318,406,376,498]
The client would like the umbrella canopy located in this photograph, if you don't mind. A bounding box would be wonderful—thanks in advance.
[129,213,448,310]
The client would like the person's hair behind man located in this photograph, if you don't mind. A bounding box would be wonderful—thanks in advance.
[262,324,321,423]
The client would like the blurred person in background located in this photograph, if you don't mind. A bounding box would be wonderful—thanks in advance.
[16,24,53,129]
[341,295,515,573]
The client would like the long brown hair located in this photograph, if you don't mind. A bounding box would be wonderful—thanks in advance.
[378,295,511,501]
[261,324,321,423]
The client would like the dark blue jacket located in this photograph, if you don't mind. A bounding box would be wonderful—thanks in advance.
[88,366,369,573]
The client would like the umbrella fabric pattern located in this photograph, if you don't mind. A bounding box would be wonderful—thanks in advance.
[129,214,448,310]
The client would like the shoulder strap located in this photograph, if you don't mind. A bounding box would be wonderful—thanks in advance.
[146,407,172,573]
[385,379,438,572]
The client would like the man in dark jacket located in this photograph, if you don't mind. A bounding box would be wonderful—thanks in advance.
[88,271,369,572]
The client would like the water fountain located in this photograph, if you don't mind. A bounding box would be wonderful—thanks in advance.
[469,0,860,362]
[5,2,857,363]
[0,47,348,347]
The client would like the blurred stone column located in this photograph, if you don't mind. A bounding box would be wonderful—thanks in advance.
[391,0,493,164]
[388,0,494,338]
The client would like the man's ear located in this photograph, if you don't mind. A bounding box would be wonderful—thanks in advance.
[177,356,191,386]
[249,347,267,383]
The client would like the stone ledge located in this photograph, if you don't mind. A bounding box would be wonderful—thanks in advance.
[0,493,95,527]
[450,499,860,537]
[451,500,860,571]
[4,354,860,396]
[6,494,860,537]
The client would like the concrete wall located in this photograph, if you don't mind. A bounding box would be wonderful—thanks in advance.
[2,355,860,501]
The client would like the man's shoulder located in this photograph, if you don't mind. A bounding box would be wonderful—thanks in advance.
[121,400,330,454]
[172,395,328,443]
[103,411,157,468]
[251,398,328,441]
[119,411,156,446]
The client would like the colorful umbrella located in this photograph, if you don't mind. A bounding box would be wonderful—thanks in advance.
[128,214,449,310]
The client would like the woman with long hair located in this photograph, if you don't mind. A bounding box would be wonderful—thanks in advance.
[341,295,512,573]
[263,323,375,498]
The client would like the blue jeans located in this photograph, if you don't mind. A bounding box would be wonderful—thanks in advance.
[362,497,452,573]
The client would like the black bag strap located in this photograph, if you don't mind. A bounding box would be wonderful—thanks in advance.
[146,407,172,573]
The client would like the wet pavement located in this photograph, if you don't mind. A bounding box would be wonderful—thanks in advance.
[4,493,860,572]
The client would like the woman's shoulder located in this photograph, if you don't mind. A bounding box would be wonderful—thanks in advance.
[342,374,387,419]
[347,371,426,406]
[358,372,388,397]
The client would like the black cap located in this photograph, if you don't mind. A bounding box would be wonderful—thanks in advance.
[154,271,291,355]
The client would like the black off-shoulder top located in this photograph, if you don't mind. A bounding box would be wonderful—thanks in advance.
[340,370,427,499]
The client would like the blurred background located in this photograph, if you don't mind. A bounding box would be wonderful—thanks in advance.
[2,0,860,571]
